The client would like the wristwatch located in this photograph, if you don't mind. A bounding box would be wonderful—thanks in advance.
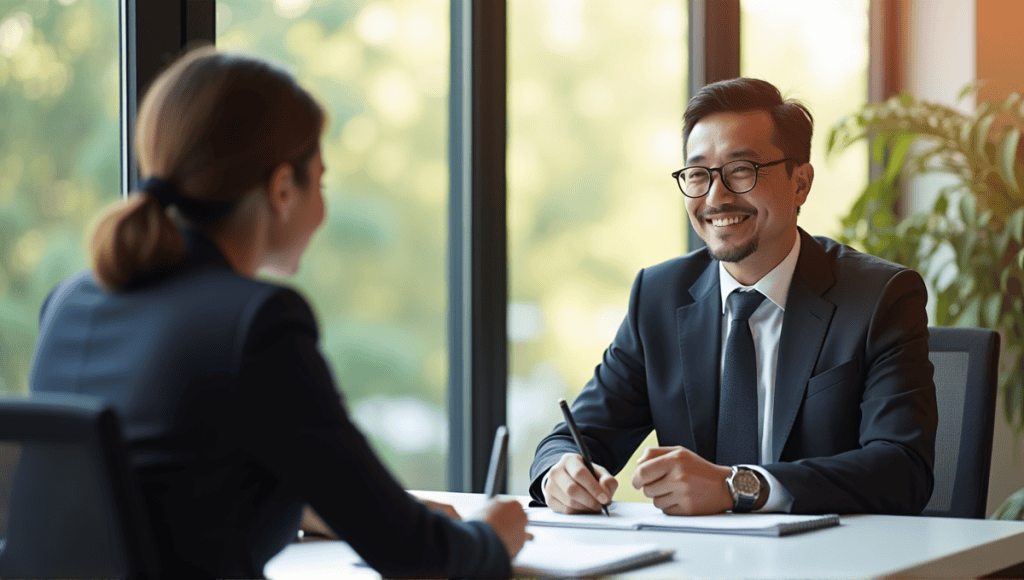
[726,466,766,512]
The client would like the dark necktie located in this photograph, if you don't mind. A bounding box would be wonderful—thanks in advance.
[716,289,767,466]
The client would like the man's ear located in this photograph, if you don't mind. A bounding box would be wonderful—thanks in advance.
[794,163,814,206]
[266,162,298,219]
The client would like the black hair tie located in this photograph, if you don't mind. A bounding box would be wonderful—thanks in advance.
[139,177,181,209]
[139,176,238,224]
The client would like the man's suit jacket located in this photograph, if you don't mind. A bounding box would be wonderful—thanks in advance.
[530,229,938,515]
[29,229,511,579]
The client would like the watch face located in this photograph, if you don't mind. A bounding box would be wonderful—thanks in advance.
[733,470,760,496]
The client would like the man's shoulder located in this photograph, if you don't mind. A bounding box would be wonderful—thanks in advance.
[810,235,912,276]
[806,234,924,301]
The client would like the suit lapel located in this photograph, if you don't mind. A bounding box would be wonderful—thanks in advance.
[676,264,722,461]
[771,230,836,461]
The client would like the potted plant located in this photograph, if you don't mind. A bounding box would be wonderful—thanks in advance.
[827,84,1024,519]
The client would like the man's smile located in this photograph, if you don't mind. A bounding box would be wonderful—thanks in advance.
[699,206,757,229]
[708,214,751,227]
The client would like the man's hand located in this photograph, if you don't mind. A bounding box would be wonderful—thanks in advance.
[299,505,337,540]
[544,453,618,514]
[631,446,734,516]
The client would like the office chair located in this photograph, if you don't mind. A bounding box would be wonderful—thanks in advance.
[0,394,159,578]
[921,326,1000,519]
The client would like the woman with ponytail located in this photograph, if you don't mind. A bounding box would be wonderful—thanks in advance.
[28,47,529,578]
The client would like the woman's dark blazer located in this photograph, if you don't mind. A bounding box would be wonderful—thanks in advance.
[29,229,510,579]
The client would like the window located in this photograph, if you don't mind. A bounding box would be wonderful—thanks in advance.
[216,0,450,490]
[507,0,687,498]
[740,0,870,237]
[0,0,119,395]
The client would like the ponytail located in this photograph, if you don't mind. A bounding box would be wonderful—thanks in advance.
[89,191,185,290]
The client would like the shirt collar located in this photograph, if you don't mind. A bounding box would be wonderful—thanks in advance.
[719,233,802,314]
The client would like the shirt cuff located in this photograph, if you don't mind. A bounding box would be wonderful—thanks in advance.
[742,464,794,513]
[540,470,552,505]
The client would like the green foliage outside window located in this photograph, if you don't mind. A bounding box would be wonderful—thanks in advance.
[0,0,119,395]
[218,0,451,489]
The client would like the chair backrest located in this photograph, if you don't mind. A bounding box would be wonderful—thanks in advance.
[922,326,1000,519]
[0,394,159,578]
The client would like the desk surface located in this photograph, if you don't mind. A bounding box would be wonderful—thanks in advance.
[266,491,1024,579]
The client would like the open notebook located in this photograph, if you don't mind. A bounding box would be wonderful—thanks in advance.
[526,501,840,537]
[513,539,673,579]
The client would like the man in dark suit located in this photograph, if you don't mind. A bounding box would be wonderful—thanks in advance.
[529,78,937,516]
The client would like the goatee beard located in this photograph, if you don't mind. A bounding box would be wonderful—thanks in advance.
[709,237,758,263]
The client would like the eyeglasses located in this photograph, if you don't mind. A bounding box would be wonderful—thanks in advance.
[672,158,793,199]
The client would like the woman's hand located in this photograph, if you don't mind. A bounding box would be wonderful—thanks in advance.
[477,498,533,559]
[420,498,462,520]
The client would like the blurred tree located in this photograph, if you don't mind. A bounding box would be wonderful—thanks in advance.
[0,0,118,395]
[218,0,451,489]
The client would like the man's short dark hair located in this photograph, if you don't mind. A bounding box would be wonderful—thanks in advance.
[683,78,814,167]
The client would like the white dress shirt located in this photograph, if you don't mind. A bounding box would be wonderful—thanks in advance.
[718,234,801,512]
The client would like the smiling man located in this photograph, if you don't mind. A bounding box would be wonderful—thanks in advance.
[529,78,938,516]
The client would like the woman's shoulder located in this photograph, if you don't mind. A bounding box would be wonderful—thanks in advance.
[163,265,317,327]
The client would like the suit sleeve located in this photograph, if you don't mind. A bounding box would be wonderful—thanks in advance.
[764,268,938,515]
[231,289,511,578]
[528,269,655,504]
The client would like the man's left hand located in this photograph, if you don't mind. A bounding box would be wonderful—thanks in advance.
[631,446,734,516]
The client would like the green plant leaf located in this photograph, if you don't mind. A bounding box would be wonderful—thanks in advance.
[960,104,984,154]
[959,194,978,225]
[1017,248,1024,270]
[885,132,918,185]
[957,294,981,327]
[995,227,1012,258]
[978,209,992,228]
[974,109,997,162]
[934,260,959,293]
[842,183,876,228]
[1001,92,1022,113]
[871,133,889,163]
[957,275,975,299]
[1008,208,1024,243]
[984,293,1002,327]
[957,80,985,103]
[826,127,839,155]
[997,128,1022,197]
[991,486,1024,520]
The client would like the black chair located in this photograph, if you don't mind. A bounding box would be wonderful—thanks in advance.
[0,394,159,578]
[922,326,1000,519]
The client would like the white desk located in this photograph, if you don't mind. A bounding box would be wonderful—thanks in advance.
[266,491,1024,579]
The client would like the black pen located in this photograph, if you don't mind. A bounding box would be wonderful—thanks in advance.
[558,398,611,516]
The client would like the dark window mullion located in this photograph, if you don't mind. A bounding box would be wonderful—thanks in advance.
[868,0,904,204]
[120,0,214,197]
[687,0,740,252]
[448,0,508,494]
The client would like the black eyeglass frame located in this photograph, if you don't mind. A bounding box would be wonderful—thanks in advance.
[671,158,795,199]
